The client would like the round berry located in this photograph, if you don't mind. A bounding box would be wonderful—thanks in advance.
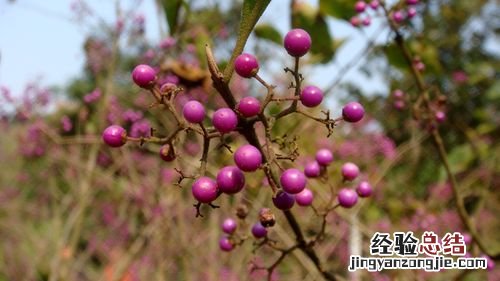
[102,125,127,147]
[355,1,366,13]
[131,64,156,88]
[407,7,417,18]
[212,108,238,133]
[280,168,306,194]
[342,101,365,122]
[304,161,321,178]
[272,191,295,210]
[295,188,314,206]
[216,166,245,194]
[219,236,234,252]
[362,17,371,26]
[234,53,259,78]
[341,162,360,181]
[393,100,406,110]
[356,181,373,197]
[315,149,334,166]
[406,0,419,5]
[251,223,268,238]
[159,144,175,161]
[415,61,425,72]
[350,16,361,27]
[393,89,404,99]
[183,100,205,123]
[191,177,218,203]
[435,111,446,123]
[234,144,262,172]
[482,255,495,271]
[369,0,379,9]
[284,29,311,57]
[222,218,237,234]
[337,188,358,208]
[237,96,261,117]
[463,234,472,245]
[300,85,323,107]
[392,11,405,23]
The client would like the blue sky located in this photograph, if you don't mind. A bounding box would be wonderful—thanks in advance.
[0,0,389,103]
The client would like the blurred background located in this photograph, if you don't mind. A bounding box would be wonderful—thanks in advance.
[0,0,498,280]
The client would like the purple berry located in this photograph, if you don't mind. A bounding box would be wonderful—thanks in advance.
[132,64,156,88]
[481,255,495,271]
[300,85,323,107]
[304,161,321,178]
[350,16,361,27]
[407,7,417,18]
[342,101,365,122]
[191,177,218,203]
[295,188,314,206]
[341,162,360,181]
[406,0,419,5]
[159,144,175,161]
[435,111,446,123]
[355,1,366,13]
[415,61,425,72]
[315,149,334,166]
[219,236,234,252]
[284,28,311,57]
[369,0,379,9]
[234,144,262,172]
[280,168,307,194]
[272,191,295,210]
[393,89,404,99]
[356,181,373,197]
[234,53,259,78]
[337,188,358,208]
[183,100,205,123]
[392,11,405,23]
[222,218,237,234]
[251,223,268,238]
[362,17,371,26]
[212,108,238,133]
[102,125,127,147]
[393,100,406,110]
[216,166,245,194]
[463,233,472,245]
[237,96,261,117]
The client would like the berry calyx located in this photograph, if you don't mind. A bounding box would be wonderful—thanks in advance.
[219,236,234,252]
[304,161,321,178]
[295,188,314,206]
[102,125,127,147]
[315,148,334,166]
[251,222,268,238]
[341,162,360,181]
[356,181,373,197]
[237,96,261,117]
[272,191,295,210]
[222,218,237,234]
[183,100,205,123]
[355,1,366,13]
[284,29,312,57]
[159,144,175,161]
[300,85,323,107]
[131,64,156,88]
[337,188,358,208]
[212,108,238,133]
[216,166,245,194]
[342,101,365,122]
[234,53,259,78]
[280,168,307,194]
[191,177,219,203]
[234,144,262,172]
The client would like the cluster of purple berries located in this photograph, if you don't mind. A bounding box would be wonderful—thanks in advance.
[391,0,420,24]
[350,0,380,27]
[392,89,406,111]
[219,217,268,252]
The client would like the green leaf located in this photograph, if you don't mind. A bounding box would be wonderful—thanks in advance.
[383,44,407,70]
[447,144,474,174]
[162,0,183,34]
[319,0,356,20]
[292,3,335,64]
[254,24,282,45]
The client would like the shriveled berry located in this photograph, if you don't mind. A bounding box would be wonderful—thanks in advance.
[295,188,314,206]
[259,208,276,227]
[280,168,306,194]
[338,188,358,208]
[222,218,237,234]
[212,108,238,133]
[341,162,360,181]
[272,191,295,210]
[284,29,311,57]
[102,125,127,147]
[132,64,156,88]
[159,144,175,161]
[356,181,373,197]
[237,96,261,117]
[183,100,205,123]
[216,166,245,194]
[234,53,259,78]
[300,85,323,107]
[219,236,234,252]
[342,101,365,122]
[315,149,334,166]
[251,222,268,238]
[191,177,218,203]
[234,144,262,172]
[304,161,321,178]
